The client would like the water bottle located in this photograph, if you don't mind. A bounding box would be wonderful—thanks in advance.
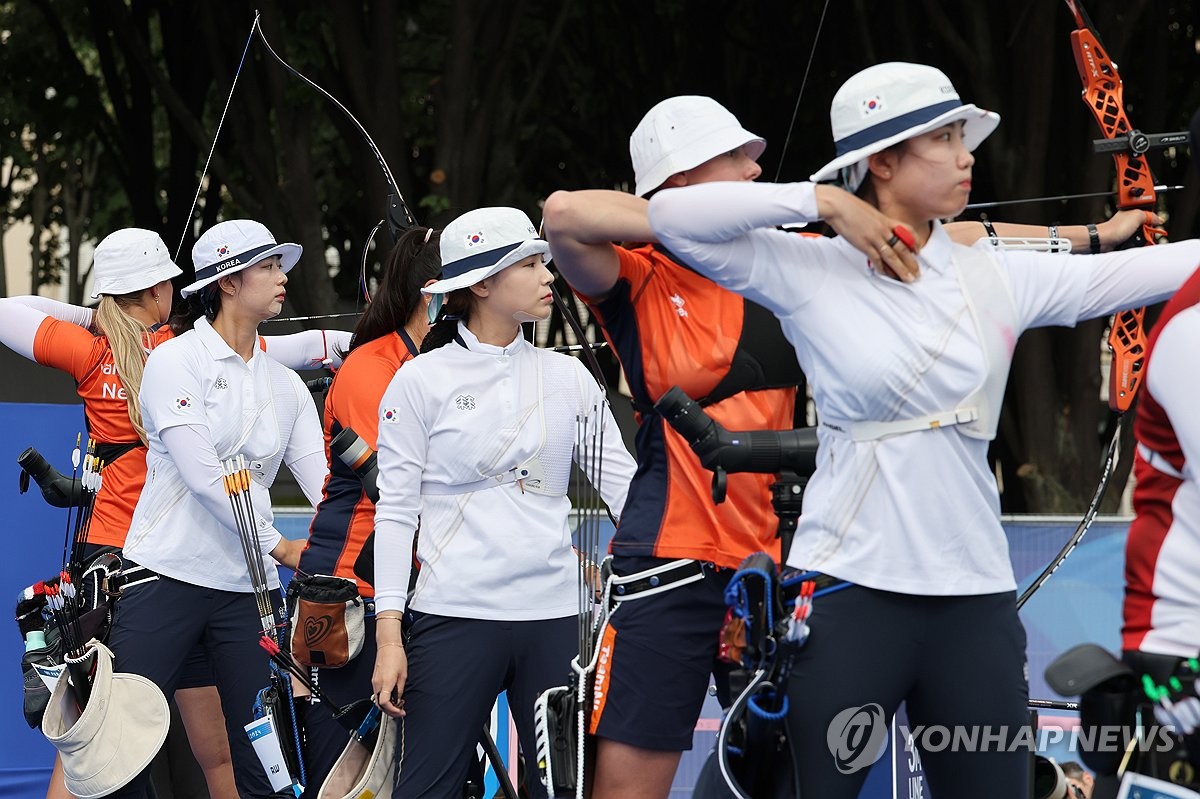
[24,629,46,652]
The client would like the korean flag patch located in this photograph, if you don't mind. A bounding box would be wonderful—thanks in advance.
[381,408,401,424]
[174,396,193,411]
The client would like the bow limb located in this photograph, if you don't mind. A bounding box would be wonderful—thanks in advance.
[252,16,418,307]
[178,13,415,312]
[253,17,416,236]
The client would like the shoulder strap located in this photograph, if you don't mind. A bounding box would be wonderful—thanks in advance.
[950,246,1018,440]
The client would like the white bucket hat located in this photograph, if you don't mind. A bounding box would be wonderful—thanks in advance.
[90,228,183,299]
[810,62,1000,191]
[41,641,170,798]
[182,219,302,298]
[630,96,766,197]
[423,207,550,295]
[317,709,397,799]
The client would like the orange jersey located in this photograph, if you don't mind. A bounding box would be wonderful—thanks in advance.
[31,319,176,548]
[584,244,802,568]
[30,319,276,548]
[300,330,420,596]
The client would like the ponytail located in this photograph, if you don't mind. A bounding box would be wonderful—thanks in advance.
[168,285,220,336]
[94,295,153,445]
[348,227,443,355]
[419,289,473,353]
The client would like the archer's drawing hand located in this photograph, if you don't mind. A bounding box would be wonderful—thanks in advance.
[815,184,920,283]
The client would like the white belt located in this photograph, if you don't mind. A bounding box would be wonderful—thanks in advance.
[1137,443,1186,480]
[820,407,980,442]
[421,466,531,496]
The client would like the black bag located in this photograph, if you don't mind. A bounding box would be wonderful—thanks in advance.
[21,639,57,728]
[14,548,123,727]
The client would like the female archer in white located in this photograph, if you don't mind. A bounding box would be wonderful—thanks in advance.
[647,62,1200,798]
[370,207,635,798]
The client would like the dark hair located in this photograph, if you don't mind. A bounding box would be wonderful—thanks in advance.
[853,139,910,206]
[420,289,475,352]
[168,284,222,335]
[347,227,442,354]
[816,141,908,238]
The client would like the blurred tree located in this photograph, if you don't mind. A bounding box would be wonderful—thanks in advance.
[1,0,1197,516]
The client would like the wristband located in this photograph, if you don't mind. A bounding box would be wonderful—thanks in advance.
[1048,225,1059,239]
[1087,223,1101,254]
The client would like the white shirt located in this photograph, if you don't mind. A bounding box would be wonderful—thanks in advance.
[126,318,326,591]
[373,323,635,620]
[649,180,1200,595]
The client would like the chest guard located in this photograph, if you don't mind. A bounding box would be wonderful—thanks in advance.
[822,246,1018,442]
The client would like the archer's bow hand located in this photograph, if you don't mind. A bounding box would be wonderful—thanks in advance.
[1106,210,1167,251]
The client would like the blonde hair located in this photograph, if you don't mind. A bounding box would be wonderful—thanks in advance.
[94,294,154,445]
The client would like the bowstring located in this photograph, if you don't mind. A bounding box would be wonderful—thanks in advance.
[772,0,832,182]
[174,13,260,262]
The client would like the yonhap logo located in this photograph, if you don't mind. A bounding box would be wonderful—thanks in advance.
[827,703,888,774]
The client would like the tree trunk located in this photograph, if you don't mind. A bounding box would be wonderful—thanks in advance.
[28,149,48,295]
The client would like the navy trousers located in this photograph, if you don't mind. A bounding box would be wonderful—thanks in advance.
[106,574,288,798]
[392,613,577,799]
[784,586,1030,798]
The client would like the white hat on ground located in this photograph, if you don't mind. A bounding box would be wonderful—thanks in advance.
[41,640,170,798]
[317,708,397,799]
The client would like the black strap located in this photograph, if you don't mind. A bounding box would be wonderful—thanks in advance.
[981,218,998,242]
[780,570,853,597]
[94,441,142,464]
[611,559,704,598]
[702,298,803,407]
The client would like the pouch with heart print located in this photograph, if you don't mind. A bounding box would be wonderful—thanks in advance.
[286,574,364,668]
